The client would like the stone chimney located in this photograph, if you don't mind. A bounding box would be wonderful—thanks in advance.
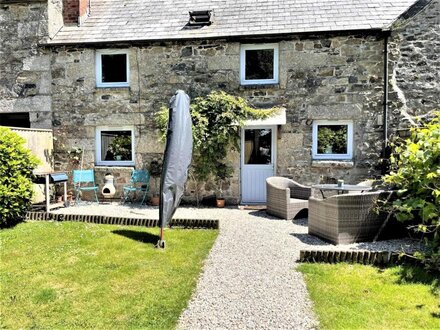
[63,0,90,25]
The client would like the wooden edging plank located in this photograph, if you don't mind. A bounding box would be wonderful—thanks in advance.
[25,212,219,229]
[299,249,419,267]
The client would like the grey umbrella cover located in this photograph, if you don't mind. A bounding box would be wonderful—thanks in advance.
[159,90,193,229]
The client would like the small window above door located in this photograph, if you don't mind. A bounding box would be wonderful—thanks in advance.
[240,44,279,85]
[95,50,129,88]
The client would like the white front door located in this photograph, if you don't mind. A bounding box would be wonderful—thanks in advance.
[241,126,276,204]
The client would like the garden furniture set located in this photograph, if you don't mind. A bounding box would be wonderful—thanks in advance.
[266,176,390,244]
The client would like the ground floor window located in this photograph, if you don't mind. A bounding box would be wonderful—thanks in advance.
[312,120,353,160]
[95,127,135,166]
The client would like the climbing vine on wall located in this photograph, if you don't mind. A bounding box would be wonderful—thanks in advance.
[155,91,281,199]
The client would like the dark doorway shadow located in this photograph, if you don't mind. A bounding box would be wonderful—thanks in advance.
[112,229,159,245]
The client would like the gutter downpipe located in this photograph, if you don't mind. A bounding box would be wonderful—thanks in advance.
[382,32,390,174]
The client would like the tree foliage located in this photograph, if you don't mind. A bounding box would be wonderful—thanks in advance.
[383,112,440,271]
[155,91,280,196]
[0,127,39,227]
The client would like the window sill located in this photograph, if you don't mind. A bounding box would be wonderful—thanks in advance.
[239,83,280,90]
[311,160,354,169]
[95,165,135,169]
[95,86,130,90]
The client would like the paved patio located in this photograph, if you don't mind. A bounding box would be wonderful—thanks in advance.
[52,204,421,329]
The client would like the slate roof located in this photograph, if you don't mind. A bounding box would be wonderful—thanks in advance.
[48,0,419,45]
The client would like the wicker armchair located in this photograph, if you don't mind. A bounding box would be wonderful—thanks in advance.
[308,191,389,244]
[266,177,312,219]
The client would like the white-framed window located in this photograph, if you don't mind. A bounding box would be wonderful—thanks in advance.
[95,50,129,87]
[95,127,135,166]
[312,120,353,160]
[240,44,279,85]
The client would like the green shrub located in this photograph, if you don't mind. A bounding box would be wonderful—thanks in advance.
[0,127,39,228]
[383,112,440,272]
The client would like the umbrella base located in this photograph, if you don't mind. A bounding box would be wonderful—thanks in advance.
[155,239,166,249]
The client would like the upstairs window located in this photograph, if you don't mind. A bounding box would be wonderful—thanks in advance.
[312,121,353,160]
[0,112,30,128]
[240,44,279,85]
[96,50,129,87]
[96,127,135,166]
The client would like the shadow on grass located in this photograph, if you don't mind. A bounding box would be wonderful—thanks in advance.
[394,265,440,297]
[112,229,159,245]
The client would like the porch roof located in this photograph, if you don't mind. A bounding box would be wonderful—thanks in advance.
[245,108,286,127]
[46,0,420,45]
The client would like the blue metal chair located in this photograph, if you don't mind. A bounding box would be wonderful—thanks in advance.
[73,170,99,203]
[123,170,150,204]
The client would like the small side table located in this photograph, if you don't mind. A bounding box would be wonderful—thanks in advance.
[33,172,69,212]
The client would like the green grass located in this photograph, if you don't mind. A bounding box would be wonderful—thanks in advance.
[0,221,218,329]
[298,263,440,330]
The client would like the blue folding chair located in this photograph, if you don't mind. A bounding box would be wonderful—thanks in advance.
[123,170,150,204]
[73,170,99,203]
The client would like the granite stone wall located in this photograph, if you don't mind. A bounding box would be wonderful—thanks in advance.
[388,0,440,130]
[50,34,387,202]
[0,0,53,129]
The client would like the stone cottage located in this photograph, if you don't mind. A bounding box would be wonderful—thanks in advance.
[0,0,439,204]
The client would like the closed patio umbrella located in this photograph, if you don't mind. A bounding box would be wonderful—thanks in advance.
[157,90,193,248]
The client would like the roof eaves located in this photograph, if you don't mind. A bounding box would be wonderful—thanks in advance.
[40,27,388,47]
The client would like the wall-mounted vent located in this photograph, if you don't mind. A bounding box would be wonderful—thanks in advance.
[189,10,213,26]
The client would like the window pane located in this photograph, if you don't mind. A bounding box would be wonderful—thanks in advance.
[101,130,132,161]
[101,54,127,83]
[245,49,274,80]
[244,129,272,164]
[0,112,30,128]
[317,125,348,154]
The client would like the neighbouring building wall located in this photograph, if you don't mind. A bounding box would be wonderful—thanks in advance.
[10,127,54,203]
[388,0,440,130]
[0,0,52,129]
[50,33,386,202]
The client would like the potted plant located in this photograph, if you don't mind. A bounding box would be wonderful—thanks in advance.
[149,158,163,206]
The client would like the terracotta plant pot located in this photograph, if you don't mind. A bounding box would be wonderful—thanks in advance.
[216,198,225,208]
[151,195,160,206]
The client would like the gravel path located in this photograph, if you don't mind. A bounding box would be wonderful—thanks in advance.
[53,204,423,329]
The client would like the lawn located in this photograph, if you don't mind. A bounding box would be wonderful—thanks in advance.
[298,263,440,330]
[0,221,218,329]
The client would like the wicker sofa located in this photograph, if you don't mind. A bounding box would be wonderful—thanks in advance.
[266,177,312,219]
[308,191,390,244]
